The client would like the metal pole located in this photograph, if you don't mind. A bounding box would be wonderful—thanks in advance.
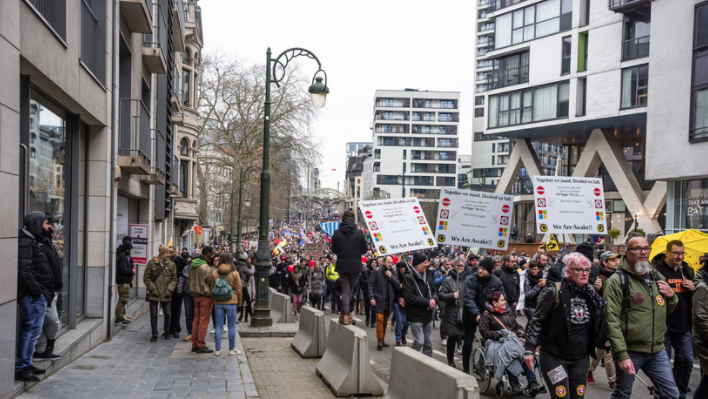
[252,48,274,327]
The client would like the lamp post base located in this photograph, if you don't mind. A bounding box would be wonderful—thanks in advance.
[250,240,273,327]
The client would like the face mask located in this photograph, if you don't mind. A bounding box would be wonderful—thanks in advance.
[43,227,54,237]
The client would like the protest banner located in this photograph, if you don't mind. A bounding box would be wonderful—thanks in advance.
[358,197,436,254]
[532,176,607,235]
[303,242,327,258]
[129,224,149,264]
[435,188,515,250]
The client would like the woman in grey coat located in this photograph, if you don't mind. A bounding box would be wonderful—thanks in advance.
[438,259,467,368]
[237,253,254,322]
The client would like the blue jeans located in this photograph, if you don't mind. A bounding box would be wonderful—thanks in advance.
[508,362,537,385]
[612,350,679,399]
[213,304,237,351]
[664,331,693,399]
[393,303,409,343]
[16,295,47,371]
[409,319,433,357]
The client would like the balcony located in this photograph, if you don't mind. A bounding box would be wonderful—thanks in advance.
[118,99,151,175]
[608,0,652,16]
[171,89,183,112]
[374,112,410,121]
[141,4,167,74]
[490,65,530,90]
[142,130,166,185]
[622,36,650,61]
[172,107,184,126]
[375,125,409,133]
[477,37,495,48]
[375,99,410,108]
[119,0,152,34]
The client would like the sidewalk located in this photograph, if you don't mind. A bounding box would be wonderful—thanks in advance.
[18,311,258,399]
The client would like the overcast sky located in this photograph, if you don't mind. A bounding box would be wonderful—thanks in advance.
[200,0,476,191]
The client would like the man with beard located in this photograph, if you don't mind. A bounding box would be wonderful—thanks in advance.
[604,235,679,399]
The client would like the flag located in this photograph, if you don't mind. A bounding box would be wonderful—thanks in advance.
[319,222,339,237]
[544,234,560,251]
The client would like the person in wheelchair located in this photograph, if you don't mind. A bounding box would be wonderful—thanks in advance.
[479,291,542,395]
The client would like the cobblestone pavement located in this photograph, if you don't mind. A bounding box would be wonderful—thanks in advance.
[241,338,338,399]
[18,311,258,399]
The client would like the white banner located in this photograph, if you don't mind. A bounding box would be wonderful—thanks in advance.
[532,176,607,235]
[358,197,436,255]
[435,188,515,250]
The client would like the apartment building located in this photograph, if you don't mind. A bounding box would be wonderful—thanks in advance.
[473,0,707,242]
[345,144,370,213]
[368,89,461,202]
[346,141,371,159]
[0,1,202,395]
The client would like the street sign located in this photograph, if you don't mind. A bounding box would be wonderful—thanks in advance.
[193,225,203,235]
[129,224,149,264]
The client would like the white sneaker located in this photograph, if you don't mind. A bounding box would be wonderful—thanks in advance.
[442,338,447,346]
[214,350,221,356]
[229,349,241,356]
[210,329,215,334]
[223,325,228,332]
[159,308,163,316]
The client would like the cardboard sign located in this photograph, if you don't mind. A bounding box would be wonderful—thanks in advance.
[303,242,327,257]
[532,176,607,234]
[129,224,149,265]
[358,197,435,254]
[435,188,515,250]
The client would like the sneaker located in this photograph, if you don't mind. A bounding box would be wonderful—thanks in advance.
[114,318,130,326]
[123,314,132,321]
[609,381,616,391]
[442,338,447,346]
[210,329,215,334]
[30,365,46,375]
[33,351,60,361]
[587,371,596,384]
[15,367,39,382]
[196,347,213,354]
[510,382,523,395]
[223,325,228,332]
[150,336,157,342]
[229,349,241,356]
[529,381,541,395]
[456,346,462,355]
[214,350,221,356]
[159,308,163,316]
[184,334,192,341]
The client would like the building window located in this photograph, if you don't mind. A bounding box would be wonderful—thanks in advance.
[439,138,453,147]
[492,52,530,89]
[180,138,189,156]
[384,111,393,120]
[412,151,422,160]
[623,19,650,61]
[488,81,570,128]
[403,149,407,159]
[80,0,107,85]
[183,49,191,65]
[439,151,452,160]
[439,113,453,121]
[492,143,496,152]
[691,3,708,142]
[412,112,421,121]
[182,69,191,107]
[578,31,589,72]
[26,0,67,41]
[561,36,571,74]
[580,0,590,26]
[577,77,587,116]
[403,162,406,173]
[621,65,649,108]
[438,164,449,173]
[495,0,572,49]
[384,98,393,107]
[492,155,496,165]
[475,96,485,106]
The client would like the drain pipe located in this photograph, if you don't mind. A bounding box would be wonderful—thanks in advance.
[106,0,119,341]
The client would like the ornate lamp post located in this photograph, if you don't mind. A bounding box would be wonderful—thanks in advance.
[236,166,261,256]
[252,47,329,327]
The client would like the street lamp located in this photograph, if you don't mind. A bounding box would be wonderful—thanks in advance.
[236,166,262,258]
[252,47,329,327]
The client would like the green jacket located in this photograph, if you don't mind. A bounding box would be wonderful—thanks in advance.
[603,258,678,361]
[693,267,708,372]
[144,257,178,302]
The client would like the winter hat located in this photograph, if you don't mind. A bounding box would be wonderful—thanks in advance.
[239,252,248,260]
[479,258,494,274]
[575,242,594,262]
[158,244,170,256]
[412,252,427,267]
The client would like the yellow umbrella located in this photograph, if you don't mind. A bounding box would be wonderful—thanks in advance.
[649,229,708,272]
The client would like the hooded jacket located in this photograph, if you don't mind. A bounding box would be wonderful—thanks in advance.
[603,257,678,361]
[331,218,367,274]
[116,244,134,286]
[237,259,254,286]
[190,257,213,297]
[493,265,520,305]
[41,233,63,292]
[143,256,177,302]
[693,267,708,373]
[463,272,506,319]
[207,263,243,306]
[18,211,54,302]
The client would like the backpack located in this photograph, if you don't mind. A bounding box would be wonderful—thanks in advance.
[213,275,233,301]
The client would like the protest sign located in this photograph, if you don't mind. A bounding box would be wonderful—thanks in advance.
[532,176,607,235]
[129,224,149,264]
[435,188,515,250]
[358,197,436,254]
[303,242,327,258]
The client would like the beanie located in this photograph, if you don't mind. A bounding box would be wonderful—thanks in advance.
[158,244,170,256]
[412,252,427,267]
[480,258,494,274]
[239,252,248,261]
[575,242,594,262]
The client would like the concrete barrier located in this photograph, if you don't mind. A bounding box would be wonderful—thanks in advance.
[386,346,479,399]
[316,319,383,397]
[291,306,326,358]
[269,288,294,323]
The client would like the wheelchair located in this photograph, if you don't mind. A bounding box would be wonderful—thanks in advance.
[471,340,546,398]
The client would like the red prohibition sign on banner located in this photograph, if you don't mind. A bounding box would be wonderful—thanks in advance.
[537,186,545,195]
[193,226,203,235]
[502,204,510,213]
[442,198,451,207]
[365,211,373,219]
[413,206,421,214]
[593,188,602,196]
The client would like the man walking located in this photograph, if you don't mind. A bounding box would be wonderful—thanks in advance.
[368,255,400,350]
[16,211,53,381]
[168,246,188,338]
[653,240,695,399]
[326,255,340,313]
[493,255,520,311]
[402,253,438,357]
[33,214,62,361]
[144,245,177,342]
[604,235,679,399]
[190,246,215,353]
[113,239,134,326]
[588,251,619,390]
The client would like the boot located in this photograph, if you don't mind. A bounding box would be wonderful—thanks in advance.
[238,308,244,322]
[34,339,60,360]
[359,302,365,315]
[342,313,352,325]
[338,312,345,324]
[243,313,249,323]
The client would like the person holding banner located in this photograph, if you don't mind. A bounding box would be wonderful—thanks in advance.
[331,210,367,325]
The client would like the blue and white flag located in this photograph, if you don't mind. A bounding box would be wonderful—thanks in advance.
[319,222,339,237]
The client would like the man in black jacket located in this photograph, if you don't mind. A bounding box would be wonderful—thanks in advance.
[402,253,438,357]
[16,211,53,382]
[169,246,188,337]
[461,258,505,374]
[493,255,520,309]
[369,256,400,349]
[33,214,63,360]
[114,238,134,325]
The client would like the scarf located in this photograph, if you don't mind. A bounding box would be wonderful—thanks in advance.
[291,270,302,284]
[565,277,606,311]
[526,270,541,286]
[484,302,506,315]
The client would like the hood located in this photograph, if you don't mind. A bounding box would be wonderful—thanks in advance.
[697,267,708,286]
[23,211,46,238]
[192,258,207,268]
[339,218,357,235]
[218,263,233,275]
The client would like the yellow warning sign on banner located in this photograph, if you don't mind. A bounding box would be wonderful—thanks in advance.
[544,234,560,251]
